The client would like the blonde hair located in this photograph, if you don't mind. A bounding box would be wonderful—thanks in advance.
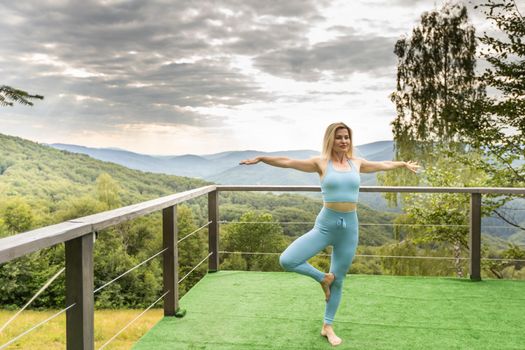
[321,122,354,160]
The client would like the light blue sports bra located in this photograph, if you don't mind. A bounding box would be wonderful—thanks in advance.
[321,159,360,203]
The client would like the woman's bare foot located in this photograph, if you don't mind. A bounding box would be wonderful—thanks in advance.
[321,324,342,346]
[320,273,335,302]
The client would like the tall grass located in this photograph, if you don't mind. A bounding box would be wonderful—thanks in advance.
[0,308,163,349]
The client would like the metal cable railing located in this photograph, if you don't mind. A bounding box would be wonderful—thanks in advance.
[97,291,169,350]
[218,251,525,262]
[0,225,212,348]
[0,303,76,350]
[178,221,212,243]
[179,252,213,284]
[94,248,168,294]
[0,266,65,334]
[219,220,519,229]
[1,185,523,349]
[95,221,210,294]
[0,247,171,349]
[94,228,212,348]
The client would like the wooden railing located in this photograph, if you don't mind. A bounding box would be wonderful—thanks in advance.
[0,185,524,349]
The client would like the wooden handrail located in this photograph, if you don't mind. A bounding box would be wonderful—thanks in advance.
[0,185,217,264]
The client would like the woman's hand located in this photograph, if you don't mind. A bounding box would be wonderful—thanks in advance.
[405,161,420,173]
[239,157,260,165]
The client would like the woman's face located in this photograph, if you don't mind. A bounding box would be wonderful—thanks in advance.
[333,128,350,153]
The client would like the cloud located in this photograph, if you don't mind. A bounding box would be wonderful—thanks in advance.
[4,1,318,129]
[0,0,434,153]
[254,34,397,81]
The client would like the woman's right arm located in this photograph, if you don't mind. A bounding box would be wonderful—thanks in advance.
[240,156,321,174]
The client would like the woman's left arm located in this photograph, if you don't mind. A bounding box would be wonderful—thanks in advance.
[358,158,420,174]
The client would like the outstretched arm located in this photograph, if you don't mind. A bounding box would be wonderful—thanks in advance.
[359,158,420,174]
[240,156,321,174]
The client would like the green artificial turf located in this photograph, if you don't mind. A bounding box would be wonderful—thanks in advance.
[133,271,525,349]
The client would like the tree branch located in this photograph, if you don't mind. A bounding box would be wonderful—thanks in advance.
[485,143,525,182]
[0,85,44,107]
[512,0,523,19]
[493,209,525,231]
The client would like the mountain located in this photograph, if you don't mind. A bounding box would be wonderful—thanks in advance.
[1,133,397,246]
[47,141,525,226]
[49,142,395,184]
[2,136,209,206]
[49,141,397,210]
[5,133,523,248]
[354,140,395,160]
[50,143,170,174]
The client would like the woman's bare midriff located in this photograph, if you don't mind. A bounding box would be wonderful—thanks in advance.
[324,202,357,212]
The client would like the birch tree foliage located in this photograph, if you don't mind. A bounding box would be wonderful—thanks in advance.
[379,2,484,196]
[389,2,484,163]
[467,0,525,187]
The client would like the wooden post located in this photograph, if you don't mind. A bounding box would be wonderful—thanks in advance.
[470,193,482,281]
[163,205,179,316]
[208,190,219,272]
[65,233,94,350]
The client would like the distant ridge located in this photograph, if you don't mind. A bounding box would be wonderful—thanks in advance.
[49,141,396,210]
[2,134,208,205]
[49,142,395,182]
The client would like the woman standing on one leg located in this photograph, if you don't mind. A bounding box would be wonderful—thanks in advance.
[240,122,419,347]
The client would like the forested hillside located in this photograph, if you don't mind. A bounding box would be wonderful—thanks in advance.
[0,133,212,309]
[1,134,206,206]
[0,133,398,309]
[1,133,521,311]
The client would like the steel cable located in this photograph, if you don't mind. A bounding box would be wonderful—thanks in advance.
[97,291,169,350]
[178,221,212,243]
[0,266,65,334]
[94,248,168,294]
[178,252,213,284]
[0,303,76,350]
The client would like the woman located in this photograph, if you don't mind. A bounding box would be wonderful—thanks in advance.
[240,122,419,346]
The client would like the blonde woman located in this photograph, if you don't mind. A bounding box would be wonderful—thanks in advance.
[240,122,419,346]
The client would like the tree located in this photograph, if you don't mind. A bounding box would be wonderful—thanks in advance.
[459,0,525,228]
[471,1,525,178]
[387,157,486,277]
[484,243,525,278]
[389,2,485,163]
[177,205,208,295]
[222,211,288,271]
[96,173,121,209]
[55,195,107,221]
[0,85,43,106]
[2,197,34,234]
[380,2,525,276]
[381,2,485,208]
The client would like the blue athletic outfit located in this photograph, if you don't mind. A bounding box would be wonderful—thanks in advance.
[279,159,360,324]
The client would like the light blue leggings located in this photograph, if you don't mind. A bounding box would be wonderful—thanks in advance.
[279,207,358,325]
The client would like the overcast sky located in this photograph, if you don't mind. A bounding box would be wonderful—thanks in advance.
[0,0,510,155]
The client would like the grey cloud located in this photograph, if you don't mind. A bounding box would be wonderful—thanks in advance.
[387,0,432,6]
[1,0,401,129]
[254,35,397,81]
[4,0,313,128]
[5,0,326,58]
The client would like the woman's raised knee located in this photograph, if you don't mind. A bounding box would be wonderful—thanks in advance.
[279,253,295,271]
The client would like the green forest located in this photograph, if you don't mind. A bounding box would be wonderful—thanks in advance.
[0,133,397,309]
[0,128,523,310]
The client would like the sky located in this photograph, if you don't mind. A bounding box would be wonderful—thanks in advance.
[0,0,511,155]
